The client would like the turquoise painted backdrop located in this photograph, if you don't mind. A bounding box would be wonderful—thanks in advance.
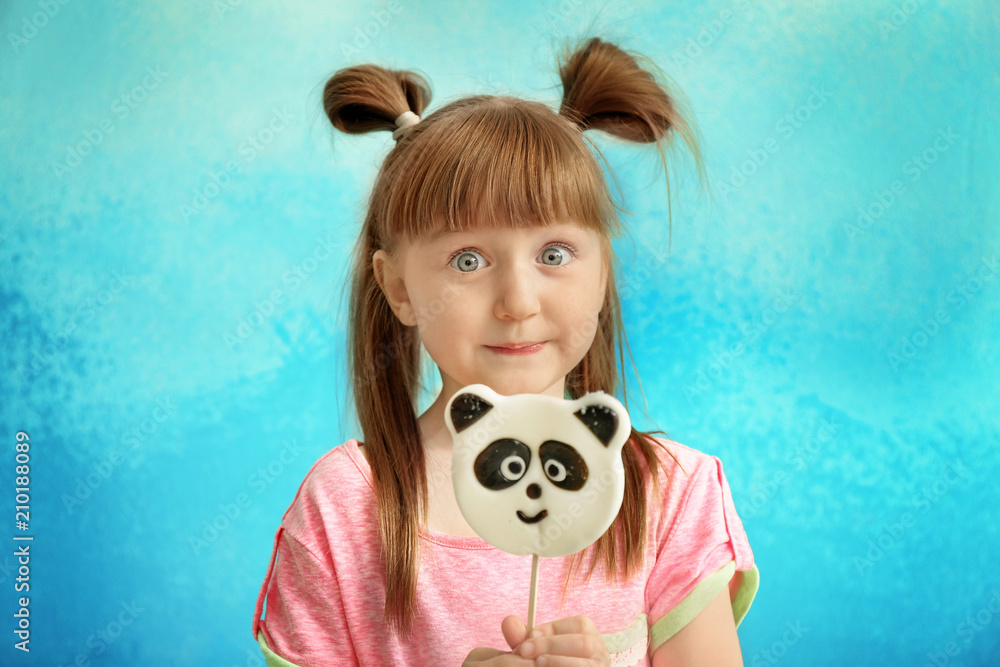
[2,0,998,664]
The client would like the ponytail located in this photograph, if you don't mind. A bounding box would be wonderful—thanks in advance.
[323,64,431,138]
[559,37,679,142]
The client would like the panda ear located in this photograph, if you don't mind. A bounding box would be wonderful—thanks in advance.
[574,405,619,446]
[449,392,494,433]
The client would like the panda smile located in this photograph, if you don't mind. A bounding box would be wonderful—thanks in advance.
[516,510,548,524]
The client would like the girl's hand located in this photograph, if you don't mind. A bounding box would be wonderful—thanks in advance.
[462,616,536,665]
[462,614,610,666]
[509,614,611,666]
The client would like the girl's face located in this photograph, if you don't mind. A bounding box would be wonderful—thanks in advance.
[373,221,608,402]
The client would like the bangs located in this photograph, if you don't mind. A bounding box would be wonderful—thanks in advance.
[373,96,620,244]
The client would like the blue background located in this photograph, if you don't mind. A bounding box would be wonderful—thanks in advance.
[2,0,998,665]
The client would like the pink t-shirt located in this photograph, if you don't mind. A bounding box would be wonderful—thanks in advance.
[252,438,758,666]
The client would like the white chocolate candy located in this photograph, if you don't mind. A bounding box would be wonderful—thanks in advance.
[445,384,631,558]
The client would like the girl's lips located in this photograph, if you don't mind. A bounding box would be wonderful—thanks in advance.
[486,342,546,355]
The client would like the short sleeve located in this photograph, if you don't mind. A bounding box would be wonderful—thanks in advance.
[645,452,758,651]
[255,527,359,667]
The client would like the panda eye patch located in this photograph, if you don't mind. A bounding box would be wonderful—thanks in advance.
[474,439,532,490]
[539,440,589,490]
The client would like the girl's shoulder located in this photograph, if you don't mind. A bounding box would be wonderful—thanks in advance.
[635,435,747,536]
[278,439,375,533]
[300,438,372,486]
[636,434,730,487]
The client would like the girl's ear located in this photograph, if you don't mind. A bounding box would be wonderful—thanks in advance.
[372,249,418,327]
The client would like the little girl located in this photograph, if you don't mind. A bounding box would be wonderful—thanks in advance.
[252,37,758,666]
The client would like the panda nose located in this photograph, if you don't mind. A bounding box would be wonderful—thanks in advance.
[526,483,541,499]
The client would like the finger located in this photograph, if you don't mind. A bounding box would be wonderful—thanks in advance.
[531,656,607,667]
[527,614,600,638]
[463,647,536,666]
[464,647,507,662]
[501,615,528,651]
[517,634,609,660]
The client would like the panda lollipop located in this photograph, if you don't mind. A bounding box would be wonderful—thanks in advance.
[445,384,632,631]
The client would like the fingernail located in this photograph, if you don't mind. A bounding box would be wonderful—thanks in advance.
[537,657,548,667]
[530,628,543,638]
[519,641,535,658]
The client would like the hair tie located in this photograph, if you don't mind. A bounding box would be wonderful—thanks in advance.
[392,111,421,141]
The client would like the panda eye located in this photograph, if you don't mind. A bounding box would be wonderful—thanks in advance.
[544,460,567,482]
[474,439,532,490]
[500,455,527,481]
[539,440,589,491]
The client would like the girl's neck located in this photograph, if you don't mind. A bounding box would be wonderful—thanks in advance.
[420,376,569,452]
[418,392,453,454]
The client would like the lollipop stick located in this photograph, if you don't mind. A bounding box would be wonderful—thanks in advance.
[526,553,540,635]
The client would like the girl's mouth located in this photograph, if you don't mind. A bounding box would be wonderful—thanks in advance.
[486,342,546,355]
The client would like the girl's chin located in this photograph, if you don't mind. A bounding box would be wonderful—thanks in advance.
[455,377,565,398]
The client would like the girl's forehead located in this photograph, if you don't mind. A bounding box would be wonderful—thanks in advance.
[414,219,600,245]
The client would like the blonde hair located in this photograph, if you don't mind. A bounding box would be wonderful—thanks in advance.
[323,37,700,633]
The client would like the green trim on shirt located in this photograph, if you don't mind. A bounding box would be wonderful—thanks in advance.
[257,631,301,667]
[732,563,759,626]
[602,613,648,653]
[256,563,760,663]
[649,561,760,652]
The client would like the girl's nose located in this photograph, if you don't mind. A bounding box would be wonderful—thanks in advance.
[493,265,541,321]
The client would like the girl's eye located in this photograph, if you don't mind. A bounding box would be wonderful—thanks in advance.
[450,250,485,273]
[538,244,573,266]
